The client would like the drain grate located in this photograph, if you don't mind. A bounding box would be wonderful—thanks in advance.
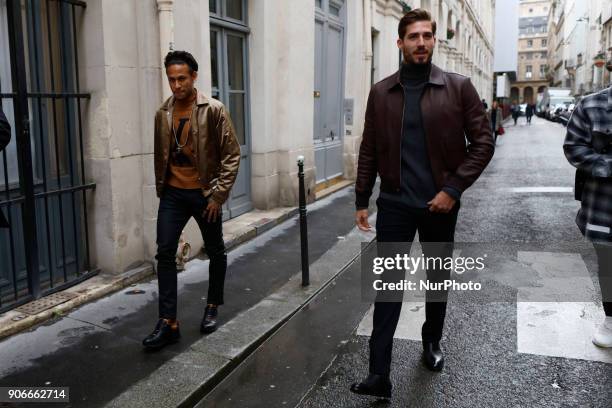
[15,292,78,315]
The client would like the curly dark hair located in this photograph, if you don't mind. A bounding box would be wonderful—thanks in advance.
[398,8,437,39]
[164,50,199,73]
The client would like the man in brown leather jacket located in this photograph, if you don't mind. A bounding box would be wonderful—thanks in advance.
[350,9,494,399]
[143,51,241,350]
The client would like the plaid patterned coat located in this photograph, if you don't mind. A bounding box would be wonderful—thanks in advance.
[564,86,612,242]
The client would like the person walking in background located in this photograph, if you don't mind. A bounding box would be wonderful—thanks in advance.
[142,51,241,350]
[526,102,534,125]
[511,100,520,126]
[564,85,612,348]
[351,9,494,399]
[0,106,10,228]
[488,100,503,144]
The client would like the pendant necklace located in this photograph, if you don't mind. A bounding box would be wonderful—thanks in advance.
[172,103,194,154]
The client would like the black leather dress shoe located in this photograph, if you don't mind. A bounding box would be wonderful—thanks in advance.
[142,319,180,350]
[422,341,444,371]
[350,374,392,399]
[200,305,218,334]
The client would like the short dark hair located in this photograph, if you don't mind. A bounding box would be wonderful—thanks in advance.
[398,8,437,39]
[164,50,199,73]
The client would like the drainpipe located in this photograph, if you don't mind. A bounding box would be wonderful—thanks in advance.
[157,0,174,100]
[364,0,373,86]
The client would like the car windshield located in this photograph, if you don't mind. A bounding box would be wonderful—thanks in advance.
[550,97,573,107]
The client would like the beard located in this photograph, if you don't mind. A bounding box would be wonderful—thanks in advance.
[403,48,433,65]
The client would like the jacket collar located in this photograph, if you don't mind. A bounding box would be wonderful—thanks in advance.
[608,86,612,112]
[386,63,445,91]
[161,89,210,111]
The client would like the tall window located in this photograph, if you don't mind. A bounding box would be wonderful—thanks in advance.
[541,39,547,47]
[526,65,533,79]
[209,0,252,217]
[539,65,546,78]
[209,0,248,145]
[209,0,245,22]
[527,39,533,48]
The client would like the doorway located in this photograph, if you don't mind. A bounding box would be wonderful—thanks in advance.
[314,0,346,184]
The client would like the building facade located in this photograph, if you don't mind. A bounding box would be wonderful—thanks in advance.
[0,0,496,311]
[512,0,551,104]
[547,0,610,95]
[604,3,612,87]
[493,0,518,106]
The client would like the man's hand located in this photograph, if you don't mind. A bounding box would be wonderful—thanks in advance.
[356,209,372,231]
[203,200,222,223]
[427,191,456,213]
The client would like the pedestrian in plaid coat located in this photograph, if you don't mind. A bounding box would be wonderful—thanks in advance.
[564,85,612,347]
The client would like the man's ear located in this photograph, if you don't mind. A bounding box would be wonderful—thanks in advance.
[192,71,199,81]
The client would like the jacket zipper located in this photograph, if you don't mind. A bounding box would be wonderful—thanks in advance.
[190,103,203,186]
[162,110,172,185]
[399,83,405,193]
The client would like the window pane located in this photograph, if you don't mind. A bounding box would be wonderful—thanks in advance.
[330,4,341,16]
[315,0,322,8]
[226,35,244,90]
[226,0,243,21]
[210,30,219,89]
[209,0,217,14]
[229,93,245,145]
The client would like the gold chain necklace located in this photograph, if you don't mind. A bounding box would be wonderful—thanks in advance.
[172,102,194,154]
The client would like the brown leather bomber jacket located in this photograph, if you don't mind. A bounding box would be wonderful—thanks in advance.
[355,64,495,209]
[154,91,241,204]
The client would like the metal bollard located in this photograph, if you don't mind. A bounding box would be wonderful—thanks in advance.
[297,156,309,287]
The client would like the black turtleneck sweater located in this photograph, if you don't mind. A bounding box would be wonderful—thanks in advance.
[380,62,438,208]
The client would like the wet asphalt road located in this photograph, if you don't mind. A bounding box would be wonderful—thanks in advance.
[200,116,612,407]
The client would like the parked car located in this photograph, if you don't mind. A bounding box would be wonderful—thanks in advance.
[556,103,576,126]
[541,88,574,121]
[519,103,527,116]
[557,109,571,126]
[535,93,545,117]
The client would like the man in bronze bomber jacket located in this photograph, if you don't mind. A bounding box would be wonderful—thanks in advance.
[350,9,494,399]
[143,51,240,350]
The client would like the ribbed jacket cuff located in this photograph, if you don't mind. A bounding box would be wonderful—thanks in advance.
[442,186,462,200]
[355,192,370,210]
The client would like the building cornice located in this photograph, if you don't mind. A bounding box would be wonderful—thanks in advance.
[462,0,494,52]
[376,0,403,19]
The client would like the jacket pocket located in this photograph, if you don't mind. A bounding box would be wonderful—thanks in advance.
[592,127,612,154]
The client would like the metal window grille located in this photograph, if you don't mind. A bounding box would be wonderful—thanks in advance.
[0,0,96,313]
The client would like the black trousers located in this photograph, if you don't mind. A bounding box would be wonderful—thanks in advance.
[594,243,612,316]
[369,197,459,375]
[156,186,227,320]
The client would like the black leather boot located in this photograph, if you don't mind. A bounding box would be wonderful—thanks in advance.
[422,341,444,371]
[350,373,392,399]
[142,319,180,350]
[200,305,218,334]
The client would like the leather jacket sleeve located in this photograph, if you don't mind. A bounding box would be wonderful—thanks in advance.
[211,106,241,205]
[0,107,10,152]
[355,88,378,209]
[443,79,495,193]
